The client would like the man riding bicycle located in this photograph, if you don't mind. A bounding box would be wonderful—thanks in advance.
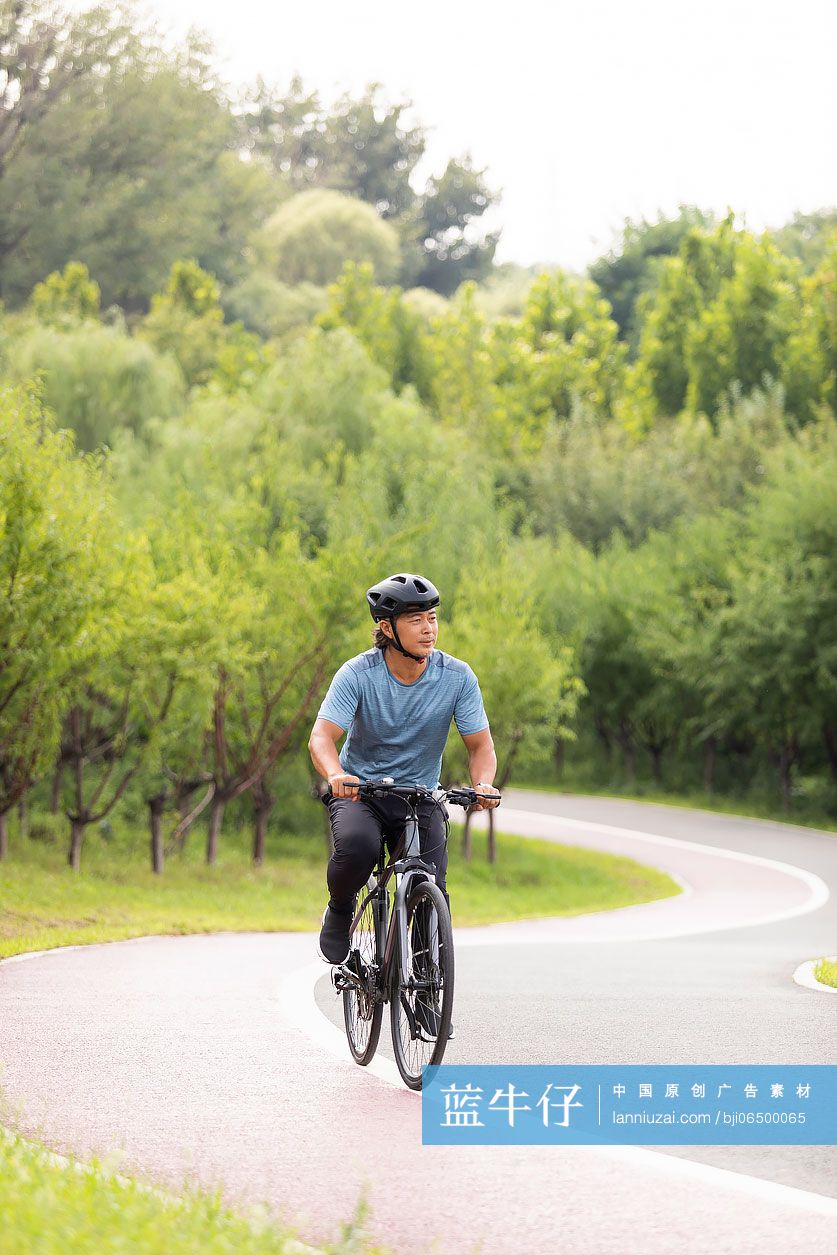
[308,573,500,975]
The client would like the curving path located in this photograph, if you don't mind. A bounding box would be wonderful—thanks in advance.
[1,791,836,1254]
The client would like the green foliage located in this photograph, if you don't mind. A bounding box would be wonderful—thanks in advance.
[589,206,716,343]
[257,189,402,286]
[401,287,450,320]
[4,322,184,451]
[241,77,424,217]
[30,261,100,326]
[222,272,327,339]
[530,384,789,550]
[0,1125,335,1254]
[471,264,542,320]
[0,20,272,308]
[443,550,584,787]
[141,261,269,392]
[770,208,837,274]
[630,217,830,426]
[317,263,434,399]
[0,385,116,810]
[239,78,498,293]
[401,156,500,294]
[704,428,837,793]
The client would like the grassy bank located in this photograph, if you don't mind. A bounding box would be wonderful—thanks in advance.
[513,778,837,834]
[814,958,837,988]
[0,821,679,959]
[0,1126,386,1255]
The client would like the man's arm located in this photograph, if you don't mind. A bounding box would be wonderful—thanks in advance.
[460,728,500,810]
[308,718,361,801]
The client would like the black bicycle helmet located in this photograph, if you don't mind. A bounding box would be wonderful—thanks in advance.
[366,573,440,663]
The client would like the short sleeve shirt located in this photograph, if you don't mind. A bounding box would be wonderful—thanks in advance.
[316,648,489,789]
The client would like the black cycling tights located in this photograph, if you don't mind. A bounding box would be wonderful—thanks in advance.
[324,793,450,916]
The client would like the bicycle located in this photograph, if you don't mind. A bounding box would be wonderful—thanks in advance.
[329,778,498,1090]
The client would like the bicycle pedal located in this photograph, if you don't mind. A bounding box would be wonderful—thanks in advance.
[331,964,353,992]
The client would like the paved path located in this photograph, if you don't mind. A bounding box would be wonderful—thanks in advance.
[1,792,836,1253]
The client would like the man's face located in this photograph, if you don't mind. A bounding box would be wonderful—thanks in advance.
[387,607,438,657]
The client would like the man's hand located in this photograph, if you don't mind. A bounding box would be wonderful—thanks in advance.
[328,771,361,801]
[471,783,500,811]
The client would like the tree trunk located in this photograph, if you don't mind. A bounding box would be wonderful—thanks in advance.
[0,811,8,860]
[462,810,472,862]
[486,807,496,865]
[774,743,797,814]
[594,717,613,760]
[206,796,226,865]
[68,819,85,871]
[553,737,565,779]
[173,797,193,854]
[149,795,165,875]
[703,736,716,795]
[50,763,63,814]
[649,744,664,786]
[252,781,273,867]
[616,720,636,783]
[822,724,837,783]
[18,794,29,839]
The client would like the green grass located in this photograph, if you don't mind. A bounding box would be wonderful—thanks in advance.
[0,820,679,959]
[0,1125,387,1255]
[814,958,837,988]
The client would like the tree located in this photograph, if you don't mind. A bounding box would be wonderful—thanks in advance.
[710,428,837,808]
[223,273,327,340]
[6,320,184,451]
[202,533,345,866]
[240,79,499,293]
[1,15,270,308]
[403,157,500,295]
[770,209,837,274]
[443,550,583,861]
[0,384,116,855]
[136,509,241,874]
[30,261,100,325]
[589,206,716,344]
[529,383,790,550]
[629,218,829,427]
[141,259,270,392]
[257,189,402,287]
[317,263,434,401]
[0,0,133,185]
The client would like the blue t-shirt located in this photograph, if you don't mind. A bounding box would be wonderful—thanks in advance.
[316,648,489,789]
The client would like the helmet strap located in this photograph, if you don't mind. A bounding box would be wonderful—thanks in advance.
[388,618,426,665]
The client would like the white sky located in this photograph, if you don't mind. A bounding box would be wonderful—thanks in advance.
[129,1,837,267]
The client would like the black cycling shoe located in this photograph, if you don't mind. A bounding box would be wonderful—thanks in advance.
[318,903,353,965]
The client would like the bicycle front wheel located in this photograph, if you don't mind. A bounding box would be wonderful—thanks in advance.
[390,879,454,1090]
[342,890,384,1065]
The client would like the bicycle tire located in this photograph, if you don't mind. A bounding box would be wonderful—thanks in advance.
[390,879,454,1090]
[342,890,384,1065]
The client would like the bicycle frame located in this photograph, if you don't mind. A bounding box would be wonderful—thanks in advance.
[330,779,496,1010]
[334,795,440,1001]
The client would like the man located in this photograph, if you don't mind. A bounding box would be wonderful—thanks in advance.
[308,572,500,973]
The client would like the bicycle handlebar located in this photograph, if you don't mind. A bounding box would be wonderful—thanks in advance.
[327,778,500,809]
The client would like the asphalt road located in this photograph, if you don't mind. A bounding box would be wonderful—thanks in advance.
[1,791,835,1253]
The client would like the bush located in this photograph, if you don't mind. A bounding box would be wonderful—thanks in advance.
[257,189,401,286]
[222,272,327,339]
[6,323,184,450]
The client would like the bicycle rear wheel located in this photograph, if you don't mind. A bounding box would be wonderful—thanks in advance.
[390,879,454,1090]
[342,890,384,1065]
